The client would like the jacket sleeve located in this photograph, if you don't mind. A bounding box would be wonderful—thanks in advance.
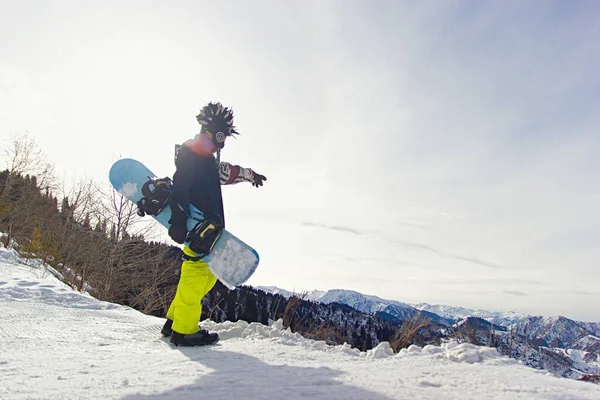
[219,161,254,185]
[169,151,194,226]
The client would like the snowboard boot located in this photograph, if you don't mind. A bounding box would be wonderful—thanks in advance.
[161,319,174,337]
[170,330,219,347]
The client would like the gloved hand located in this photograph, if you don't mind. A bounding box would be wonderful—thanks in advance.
[168,223,187,244]
[250,170,267,188]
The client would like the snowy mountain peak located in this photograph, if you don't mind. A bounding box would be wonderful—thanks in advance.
[317,289,413,314]
[256,286,327,301]
[258,286,421,322]
[411,302,530,326]
[255,285,296,298]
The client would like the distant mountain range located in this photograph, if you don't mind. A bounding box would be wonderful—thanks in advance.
[411,302,530,326]
[256,285,600,380]
[256,286,526,326]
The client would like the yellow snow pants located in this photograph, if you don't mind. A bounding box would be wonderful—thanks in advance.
[166,245,217,335]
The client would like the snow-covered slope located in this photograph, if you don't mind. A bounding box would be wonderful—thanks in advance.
[3,251,600,399]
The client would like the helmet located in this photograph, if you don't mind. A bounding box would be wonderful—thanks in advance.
[196,102,239,149]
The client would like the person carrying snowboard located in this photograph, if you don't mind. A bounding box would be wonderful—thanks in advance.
[161,102,267,346]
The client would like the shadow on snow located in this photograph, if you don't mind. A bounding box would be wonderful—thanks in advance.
[122,344,396,400]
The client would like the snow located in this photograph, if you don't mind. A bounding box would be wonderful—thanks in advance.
[205,235,258,289]
[412,302,530,326]
[567,349,600,370]
[256,285,328,301]
[117,181,139,197]
[2,249,600,399]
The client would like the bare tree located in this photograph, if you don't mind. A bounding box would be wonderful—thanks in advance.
[94,182,162,241]
[34,176,101,290]
[0,134,57,247]
[2,133,56,195]
[80,182,167,301]
[390,312,432,352]
[58,176,98,225]
[282,293,308,331]
[127,246,180,314]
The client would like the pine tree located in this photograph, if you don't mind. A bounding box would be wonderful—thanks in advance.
[260,298,270,325]
[244,293,258,322]
[365,332,373,350]
[226,290,237,321]
[60,197,70,216]
[23,224,43,258]
[82,213,92,230]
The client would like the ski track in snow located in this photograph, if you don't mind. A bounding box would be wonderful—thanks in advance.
[2,248,600,399]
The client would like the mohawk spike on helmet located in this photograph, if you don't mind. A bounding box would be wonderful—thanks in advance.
[196,102,239,137]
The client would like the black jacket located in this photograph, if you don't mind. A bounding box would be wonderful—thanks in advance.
[170,141,225,229]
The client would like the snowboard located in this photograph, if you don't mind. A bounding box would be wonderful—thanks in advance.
[109,158,259,289]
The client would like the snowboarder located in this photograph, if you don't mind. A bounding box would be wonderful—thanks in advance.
[161,102,267,346]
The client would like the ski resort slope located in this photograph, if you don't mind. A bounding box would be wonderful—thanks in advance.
[1,249,600,400]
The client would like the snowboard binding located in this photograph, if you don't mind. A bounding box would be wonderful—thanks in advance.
[136,177,173,217]
[186,214,224,257]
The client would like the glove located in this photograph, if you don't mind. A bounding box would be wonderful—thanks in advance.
[250,170,267,188]
[168,223,187,244]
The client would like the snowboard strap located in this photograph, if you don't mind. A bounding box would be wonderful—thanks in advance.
[185,214,224,257]
[181,253,203,262]
[136,177,173,217]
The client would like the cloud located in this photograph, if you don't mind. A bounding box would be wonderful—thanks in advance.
[386,238,512,271]
[439,278,552,287]
[568,290,598,297]
[301,222,365,236]
[503,290,529,297]
[320,253,364,264]
[318,252,438,271]
[304,220,511,270]
[393,220,434,230]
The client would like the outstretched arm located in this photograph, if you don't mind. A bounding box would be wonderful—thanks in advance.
[219,162,266,187]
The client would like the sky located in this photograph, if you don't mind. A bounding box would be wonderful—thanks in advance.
[1,0,599,321]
